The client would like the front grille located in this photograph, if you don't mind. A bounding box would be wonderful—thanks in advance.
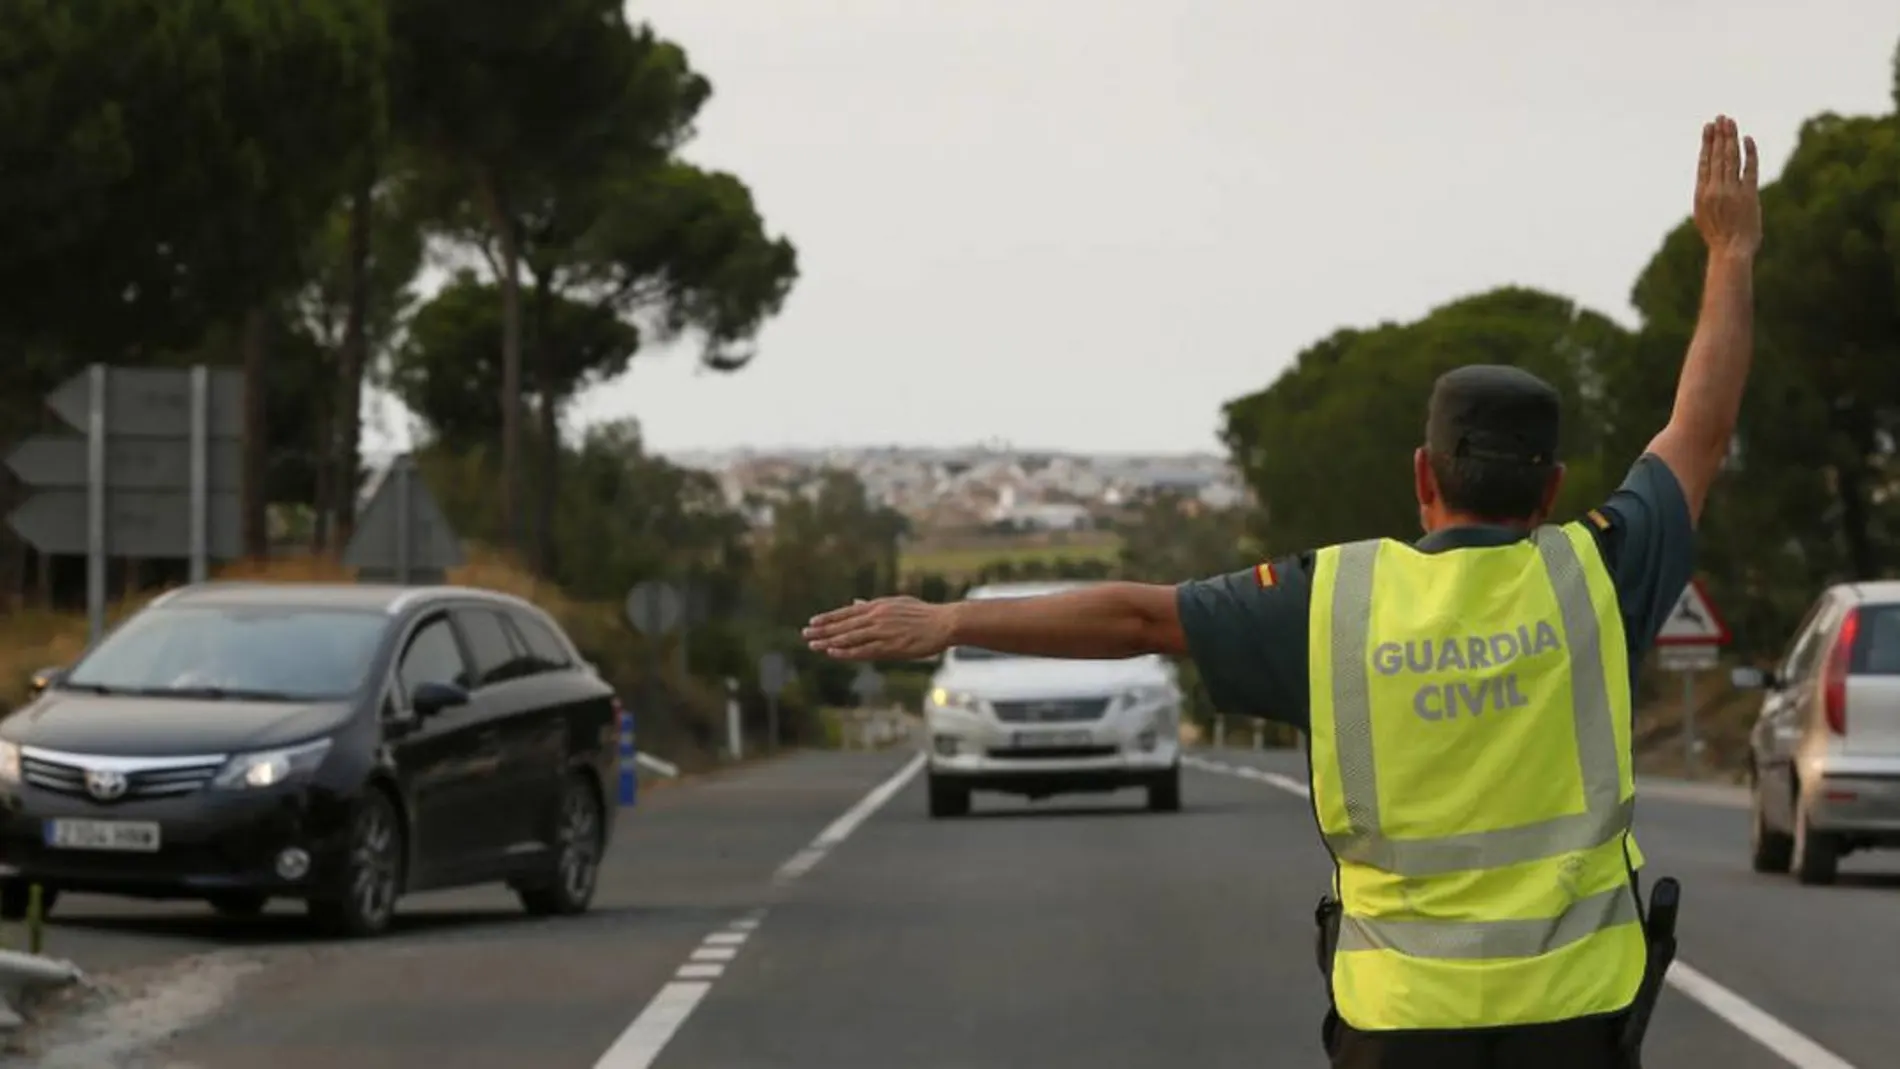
[23,754,225,801]
[987,745,1118,761]
[992,698,1111,724]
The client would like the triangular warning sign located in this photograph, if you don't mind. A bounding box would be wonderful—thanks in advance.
[341,456,464,580]
[1656,577,1729,645]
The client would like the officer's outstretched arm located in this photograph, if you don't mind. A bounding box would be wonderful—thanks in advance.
[1645,114,1761,526]
[804,583,1186,662]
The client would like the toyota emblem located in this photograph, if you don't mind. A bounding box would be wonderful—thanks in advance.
[84,768,128,801]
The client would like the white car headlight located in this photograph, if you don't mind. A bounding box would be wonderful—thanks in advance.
[929,687,984,714]
[213,739,332,790]
[0,740,19,784]
[1117,685,1175,709]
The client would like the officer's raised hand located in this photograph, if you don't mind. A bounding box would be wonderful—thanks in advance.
[1693,114,1760,256]
[805,597,955,661]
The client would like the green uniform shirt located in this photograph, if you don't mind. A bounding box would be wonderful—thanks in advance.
[1176,454,1696,730]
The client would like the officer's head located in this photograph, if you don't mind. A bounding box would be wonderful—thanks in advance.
[1414,365,1565,531]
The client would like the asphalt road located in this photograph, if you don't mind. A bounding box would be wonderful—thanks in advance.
[7,748,1894,1069]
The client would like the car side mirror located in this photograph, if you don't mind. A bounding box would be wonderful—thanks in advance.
[1730,666,1772,691]
[410,681,470,717]
[28,666,64,696]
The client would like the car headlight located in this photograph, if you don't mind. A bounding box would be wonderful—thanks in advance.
[213,739,332,790]
[0,740,19,784]
[929,687,984,714]
[1117,685,1174,709]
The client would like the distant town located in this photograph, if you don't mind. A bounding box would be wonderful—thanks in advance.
[666,445,1249,534]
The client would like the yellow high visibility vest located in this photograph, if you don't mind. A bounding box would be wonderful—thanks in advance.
[1308,522,1648,1031]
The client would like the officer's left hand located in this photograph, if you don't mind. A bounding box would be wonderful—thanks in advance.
[804,597,955,661]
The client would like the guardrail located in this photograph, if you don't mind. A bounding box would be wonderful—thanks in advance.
[1186,713,1300,752]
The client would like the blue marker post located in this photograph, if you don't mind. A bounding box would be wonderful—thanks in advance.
[616,697,638,807]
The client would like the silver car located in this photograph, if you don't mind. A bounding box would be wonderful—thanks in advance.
[1735,581,1900,884]
[922,582,1184,819]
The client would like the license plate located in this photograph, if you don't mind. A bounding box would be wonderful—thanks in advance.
[1012,730,1093,749]
[44,819,161,852]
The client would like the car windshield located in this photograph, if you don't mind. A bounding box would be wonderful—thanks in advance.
[62,605,388,701]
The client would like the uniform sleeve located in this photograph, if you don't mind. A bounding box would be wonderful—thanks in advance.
[1173,553,1313,730]
[1586,453,1696,659]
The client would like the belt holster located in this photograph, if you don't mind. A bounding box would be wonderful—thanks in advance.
[1618,876,1682,1069]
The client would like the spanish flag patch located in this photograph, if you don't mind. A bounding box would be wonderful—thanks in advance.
[1586,508,1611,531]
[1254,561,1277,588]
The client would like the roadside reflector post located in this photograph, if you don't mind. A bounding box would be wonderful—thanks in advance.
[617,703,637,807]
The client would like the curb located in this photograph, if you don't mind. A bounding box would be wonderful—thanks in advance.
[0,949,82,1031]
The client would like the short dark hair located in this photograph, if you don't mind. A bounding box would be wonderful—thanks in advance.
[1428,451,1553,522]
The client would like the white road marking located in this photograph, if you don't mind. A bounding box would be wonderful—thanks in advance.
[1666,962,1858,1069]
[592,754,925,1069]
[1185,753,1861,1069]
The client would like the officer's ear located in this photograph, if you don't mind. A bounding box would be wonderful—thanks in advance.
[1413,447,1438,507]
[1536,463,1567,519]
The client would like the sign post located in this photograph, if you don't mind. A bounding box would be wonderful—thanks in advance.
[725,676,743,761]
[624,580,684,803]
[6,365,245,645]
[758,651,791,751]
[1655,578,1730,775]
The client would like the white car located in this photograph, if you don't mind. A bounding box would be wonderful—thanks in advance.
[922,581,1184,818]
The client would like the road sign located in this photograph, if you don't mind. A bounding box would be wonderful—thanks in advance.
[758,651,791,694]
[6,436,243,491]
[45,366,244,438]
[5,364,246,644]
[1658,644,1719,672]
[623,580,684,635]
[1656,578,1729,646]
[6,491,243,558]
[850,665,885,704]
[342,456,463,584]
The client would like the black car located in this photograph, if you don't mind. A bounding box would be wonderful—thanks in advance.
[0,582,623,937]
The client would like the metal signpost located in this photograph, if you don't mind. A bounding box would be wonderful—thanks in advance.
[341,455,464,585]
[5,365,244,644]
[759,651,791,751]
[623,580,685,802]
[725,676,743,761]
[1655,578,1730,775]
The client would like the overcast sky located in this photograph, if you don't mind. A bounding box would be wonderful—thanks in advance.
[373,2,1898,458]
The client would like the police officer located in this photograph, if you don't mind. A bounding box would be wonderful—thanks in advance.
[803,114,1761,1068]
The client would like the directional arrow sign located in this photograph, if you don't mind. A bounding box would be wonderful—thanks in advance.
[45,366,244,438]
[1656,577,1730,646]
[6,491,242,558]
[6,435,242,491]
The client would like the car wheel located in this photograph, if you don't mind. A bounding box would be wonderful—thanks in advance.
[1791,791,1840,886]
[1147,765,1182,813]
[309,788,405,938]
[207,892,270,918]
[1748,776,1793,874]
[0,881,57,921]
[927,774,970,819]
[517,773,605,917]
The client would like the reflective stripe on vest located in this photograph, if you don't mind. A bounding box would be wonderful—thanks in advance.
[1309,522,1647,1031]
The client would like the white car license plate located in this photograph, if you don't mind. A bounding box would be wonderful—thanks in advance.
[43,819,161,852]
[1012,730,1093,749]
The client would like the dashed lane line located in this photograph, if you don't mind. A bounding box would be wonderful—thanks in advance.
[590,754,926,1069]
[1182,755,1858,1069]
